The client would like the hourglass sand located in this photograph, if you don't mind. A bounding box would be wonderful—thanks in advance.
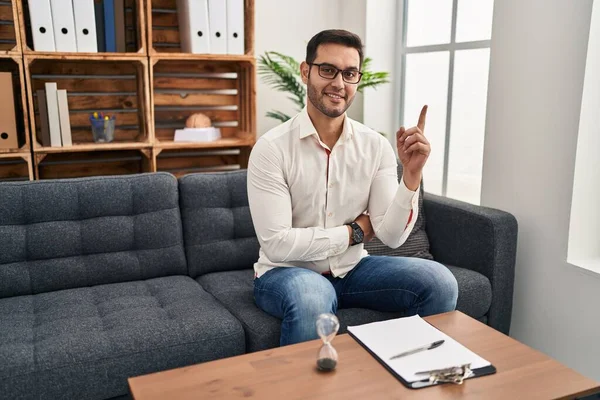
[316,313,340,371]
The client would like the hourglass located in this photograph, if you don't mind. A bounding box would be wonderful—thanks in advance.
[316,313,340,371]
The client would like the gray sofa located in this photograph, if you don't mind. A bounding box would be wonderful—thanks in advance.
[0,170,517,399]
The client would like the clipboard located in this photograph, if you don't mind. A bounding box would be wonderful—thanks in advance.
[348,329,497,389]
[346,315,497,389]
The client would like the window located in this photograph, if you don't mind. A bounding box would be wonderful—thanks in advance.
[399,0,494,205]
[568,0,600,273]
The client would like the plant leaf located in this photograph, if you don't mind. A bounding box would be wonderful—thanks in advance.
[266,110,293,123]
[258,51,305,109]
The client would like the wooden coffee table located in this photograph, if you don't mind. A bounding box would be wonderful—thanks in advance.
[128,311,599,399]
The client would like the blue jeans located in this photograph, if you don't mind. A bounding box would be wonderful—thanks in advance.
[253,256,458,346]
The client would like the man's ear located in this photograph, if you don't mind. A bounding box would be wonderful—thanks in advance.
[300,61,310,84]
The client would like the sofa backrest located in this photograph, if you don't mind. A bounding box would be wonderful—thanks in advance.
[178,170,259,278]
[0,173,187,299]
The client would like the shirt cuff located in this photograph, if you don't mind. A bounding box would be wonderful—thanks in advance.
[328,225,350,257]
[396,176,420,210]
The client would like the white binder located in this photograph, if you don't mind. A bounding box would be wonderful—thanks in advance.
[50,0,78,52]
[44,82,62,147]
[208,0,227,54]
[28,0,56,51]
[72,0,98,52]
[226,0,244,54]
[57,90,72,146]
[177,0,211,53]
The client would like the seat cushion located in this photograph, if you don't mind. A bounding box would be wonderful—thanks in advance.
[0,276,245,400]
[197,266,492,353]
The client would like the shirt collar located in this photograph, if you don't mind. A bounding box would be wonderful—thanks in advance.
[297,107,354,141]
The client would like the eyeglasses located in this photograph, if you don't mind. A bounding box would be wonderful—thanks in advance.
[310,63,363,84]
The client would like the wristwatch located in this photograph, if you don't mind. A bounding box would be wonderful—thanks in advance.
[348,222,364,246]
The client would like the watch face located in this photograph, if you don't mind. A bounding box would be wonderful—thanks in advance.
[354,227,364,243]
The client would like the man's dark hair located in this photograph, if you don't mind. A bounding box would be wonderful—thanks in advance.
[306,29,364,69]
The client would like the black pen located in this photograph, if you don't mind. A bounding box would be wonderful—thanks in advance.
[389,340,445,360]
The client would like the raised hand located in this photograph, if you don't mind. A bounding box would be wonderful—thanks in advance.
[396,105,431,190]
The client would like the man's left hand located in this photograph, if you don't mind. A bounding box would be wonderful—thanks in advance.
[396,105,431,191]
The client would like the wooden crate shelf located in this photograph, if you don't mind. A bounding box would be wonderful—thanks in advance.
[147,0,254,56]
[150,56,256,158]
[17,0,146,56]
[2,0,256,181]
[154,147,242,178]
[34,148,152,179]
[0,54,29,154]
[0,151,33,181]
[34,142,151,154]
[0,1,21,54]
[24,55,152,150]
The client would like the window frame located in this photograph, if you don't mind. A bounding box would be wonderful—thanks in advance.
[397,0,492,197]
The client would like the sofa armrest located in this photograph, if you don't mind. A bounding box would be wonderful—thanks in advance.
[423,192,518,335]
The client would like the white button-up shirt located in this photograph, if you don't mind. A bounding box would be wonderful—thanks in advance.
[247,107,419,279]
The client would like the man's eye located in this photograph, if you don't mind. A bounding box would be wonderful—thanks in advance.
[322,68,334,73]
[344,71,356,78]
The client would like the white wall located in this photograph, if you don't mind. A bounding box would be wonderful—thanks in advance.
[363,0,399,140]
[254,0,366,136]
[482,0,600,381]
[568,0,600,267]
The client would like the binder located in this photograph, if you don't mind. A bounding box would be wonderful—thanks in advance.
[57,90,72,146]
[103,0,116,52]
[94,0,105,52]
[36,90,52,147]
[347,315,497,389]
[72,0,98,52]
[50,0,78,51]
[226,0,244,54]
[207,0,227,54]
[44,82,62,147]
[0,72,18,149]
[28,0,56,51]
[114,0,126,52]
[176,0,211,53]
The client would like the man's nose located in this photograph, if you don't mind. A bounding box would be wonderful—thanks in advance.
[331,72,344,88]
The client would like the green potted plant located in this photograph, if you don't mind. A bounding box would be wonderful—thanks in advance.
[258,51,390,123]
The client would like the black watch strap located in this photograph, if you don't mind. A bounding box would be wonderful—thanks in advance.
[349,221,364,246]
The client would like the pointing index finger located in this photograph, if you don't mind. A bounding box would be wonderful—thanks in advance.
[417,105,428,133]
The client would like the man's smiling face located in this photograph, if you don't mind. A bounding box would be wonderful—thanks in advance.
[301,43,361,118]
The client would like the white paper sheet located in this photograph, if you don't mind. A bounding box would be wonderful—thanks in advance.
[347,315,491,383]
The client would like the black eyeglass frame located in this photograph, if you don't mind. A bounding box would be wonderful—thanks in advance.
[309,63,363,84]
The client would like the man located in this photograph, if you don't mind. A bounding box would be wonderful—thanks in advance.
[247,29,458,346]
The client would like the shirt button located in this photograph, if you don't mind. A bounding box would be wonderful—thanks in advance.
[329,182,335,188]
[328,212,333,217]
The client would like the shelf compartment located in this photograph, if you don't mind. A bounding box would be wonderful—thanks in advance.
[25,55,151,150]
[0,54,29,153]
[34,148,153,179]
[154,147,242,178]
[18,0,146,56]
[0,0,21,54]
[150,56,256,149]
[147,0,254,56]
[0,152,33,181]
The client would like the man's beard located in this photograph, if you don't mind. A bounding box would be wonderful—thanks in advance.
[307,81,354,118]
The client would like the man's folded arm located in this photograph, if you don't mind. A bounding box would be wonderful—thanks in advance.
[247,139,349,263]
[367,140,420,249]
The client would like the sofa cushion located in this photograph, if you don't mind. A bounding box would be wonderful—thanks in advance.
[364,164,434,260]
[178,170,260,278]
[0,276,245,400]
[0,173,187,299]
[197,266,491,352]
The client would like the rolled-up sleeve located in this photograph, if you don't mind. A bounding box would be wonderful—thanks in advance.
[247,138,349,264]
[367,139,420,249]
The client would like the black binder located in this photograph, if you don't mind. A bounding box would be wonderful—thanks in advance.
[348,330,497,389]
